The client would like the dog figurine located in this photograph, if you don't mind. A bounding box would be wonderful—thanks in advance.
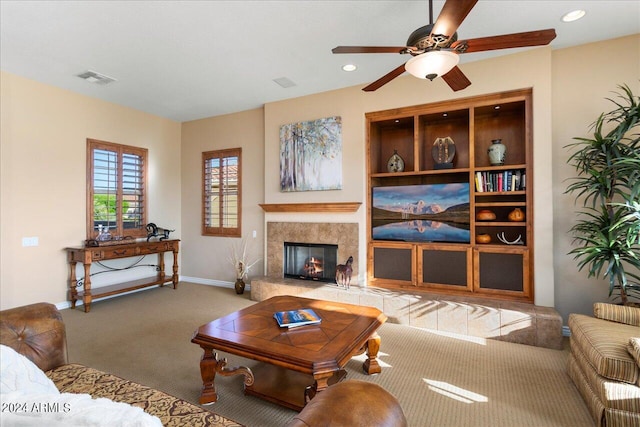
[335,256,354,290]
[146,223,174,241]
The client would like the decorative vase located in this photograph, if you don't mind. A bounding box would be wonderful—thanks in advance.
[234,278,245,294]
[487,139,506,166]
[387,150,405,173]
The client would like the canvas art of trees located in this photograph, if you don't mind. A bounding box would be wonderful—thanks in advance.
[279,116,342,192]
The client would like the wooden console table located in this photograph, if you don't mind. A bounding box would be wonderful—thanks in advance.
[65,239,180,312]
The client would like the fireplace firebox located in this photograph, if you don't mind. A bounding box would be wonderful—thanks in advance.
[283,242,338,283]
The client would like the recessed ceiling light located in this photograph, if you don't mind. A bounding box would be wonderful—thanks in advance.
[342,64,357,72]
[562,9,586,23]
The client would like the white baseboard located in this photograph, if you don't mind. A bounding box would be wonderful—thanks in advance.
[179,276,243,290]
[56,276,241,310]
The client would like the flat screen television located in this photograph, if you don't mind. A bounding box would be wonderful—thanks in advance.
[372,183,470,243]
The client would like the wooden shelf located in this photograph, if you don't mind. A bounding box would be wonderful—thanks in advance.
[259,202,361,213]
[76,277,172,299]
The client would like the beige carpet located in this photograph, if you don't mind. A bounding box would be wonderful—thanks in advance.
[60,282,593,427]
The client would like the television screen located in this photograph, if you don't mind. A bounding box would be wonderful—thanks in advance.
[372,183,470,243]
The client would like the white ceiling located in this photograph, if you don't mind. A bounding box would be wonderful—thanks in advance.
[1,1,638,122]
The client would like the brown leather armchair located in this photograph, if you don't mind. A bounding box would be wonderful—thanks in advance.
[287,379,408,427]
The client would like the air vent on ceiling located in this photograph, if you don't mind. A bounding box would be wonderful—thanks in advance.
[77,70,117,85]
[273,77,296,88]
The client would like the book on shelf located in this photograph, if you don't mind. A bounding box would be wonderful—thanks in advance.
[475,169,526,192]
[273,308,322,328]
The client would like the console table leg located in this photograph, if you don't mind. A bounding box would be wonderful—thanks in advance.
[82,262,92,313]
[172,248,179,289]
[68,260,78,309]
[363,333,382,375]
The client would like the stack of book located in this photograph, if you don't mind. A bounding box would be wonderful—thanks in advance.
[273,308,322,328]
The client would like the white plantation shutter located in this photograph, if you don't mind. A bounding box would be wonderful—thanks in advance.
[87,139,148,239]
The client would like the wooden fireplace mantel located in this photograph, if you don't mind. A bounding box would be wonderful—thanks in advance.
[259,202,361,213]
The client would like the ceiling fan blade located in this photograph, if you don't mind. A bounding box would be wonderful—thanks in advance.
[362,64,407,92]
[430,0,478,43]
[441,66,471,92]
[332,46,410,54]
[453,29,557,53]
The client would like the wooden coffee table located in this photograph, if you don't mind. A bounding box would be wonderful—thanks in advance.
[191,295,387,410]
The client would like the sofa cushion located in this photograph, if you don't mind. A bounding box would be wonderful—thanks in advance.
[46,364,243,427]
[569,314,640,385]
[594,303,640,326]
[571,343,640,415]
[630,338,640,368]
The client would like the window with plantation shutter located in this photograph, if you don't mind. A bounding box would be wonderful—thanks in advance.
[202,148,241,237]
[86,139,148,240]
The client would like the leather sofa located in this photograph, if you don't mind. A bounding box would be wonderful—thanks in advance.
[568,303,640,427]
[0,302,241,426]
[1,302,407,427]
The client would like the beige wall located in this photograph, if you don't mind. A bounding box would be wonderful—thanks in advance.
[2,34,638,322]
[551,34,640,320]
[0,71,182,310]
[262,46,556,306]
[180,109,265,284]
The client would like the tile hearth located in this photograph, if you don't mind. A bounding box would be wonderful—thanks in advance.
[250,276,563,350]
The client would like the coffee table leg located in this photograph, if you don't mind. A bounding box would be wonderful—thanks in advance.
[363,333,382,375]
[305,371,335,404]
[198,347,254,405]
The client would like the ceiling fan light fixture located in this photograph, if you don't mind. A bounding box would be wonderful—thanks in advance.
[405,50,459,81]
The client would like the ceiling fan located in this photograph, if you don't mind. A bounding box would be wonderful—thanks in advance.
[332,0,556,92]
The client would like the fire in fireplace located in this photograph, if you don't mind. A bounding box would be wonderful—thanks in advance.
[283,242,338,283]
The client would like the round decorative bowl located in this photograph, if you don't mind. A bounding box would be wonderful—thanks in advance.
[508,208,525,222]
[476,234,492,244]
[476,210,497,221]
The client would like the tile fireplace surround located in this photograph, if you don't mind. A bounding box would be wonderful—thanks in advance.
[256,221,562,349]
[266,222,359,284]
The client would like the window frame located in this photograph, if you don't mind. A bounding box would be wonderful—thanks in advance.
[202,147,242,237]
[86,138,148,240]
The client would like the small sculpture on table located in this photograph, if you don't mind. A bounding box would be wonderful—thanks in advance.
[335,256,354,290]
[146,223,174,241]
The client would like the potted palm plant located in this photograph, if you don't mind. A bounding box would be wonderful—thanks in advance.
[565,84,640,305]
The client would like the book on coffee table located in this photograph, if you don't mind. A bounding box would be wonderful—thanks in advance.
[273,308,321,328]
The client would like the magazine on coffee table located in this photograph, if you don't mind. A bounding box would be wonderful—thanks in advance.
[273,308,321,328]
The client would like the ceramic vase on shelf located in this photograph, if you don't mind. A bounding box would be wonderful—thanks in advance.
[387,150,405,173]
[487,139,506,166]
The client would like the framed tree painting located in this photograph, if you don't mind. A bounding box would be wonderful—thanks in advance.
[279,116,342,192]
